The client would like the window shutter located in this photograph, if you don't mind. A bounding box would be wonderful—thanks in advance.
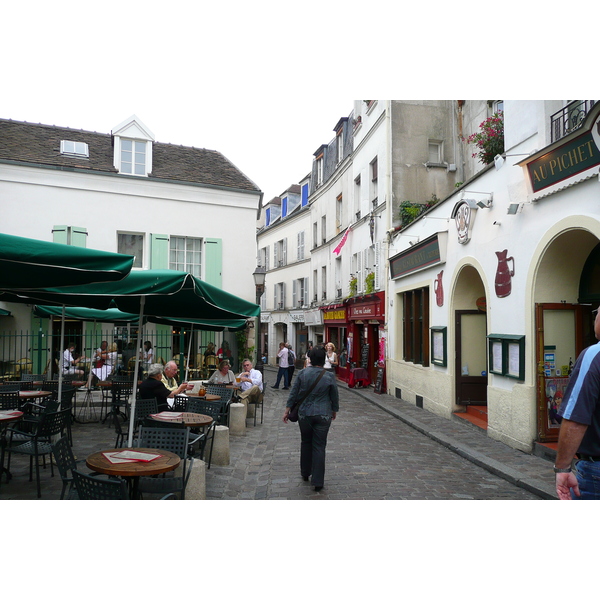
[292,280,297,307]
[52,226,68,245]
[283,238,287,266]
[357,251,364,293]
[71,226,87,247]
[265,245,270,271]
[150,233,169,269]
[304,277,309,306]
[204,238,222,287]
[273,243,278,267]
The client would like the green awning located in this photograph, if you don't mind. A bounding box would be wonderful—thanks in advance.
[33,305,140,323]
[0,232,134,289]
[0,308,11,316]
[4,270,260,320]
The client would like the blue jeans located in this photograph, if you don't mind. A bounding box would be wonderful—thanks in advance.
[573,460,600,499]
[273,367,289,388]
[298,415,332,487]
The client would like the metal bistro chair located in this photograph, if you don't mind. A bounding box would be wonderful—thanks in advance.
[0,392,22,411]
[133,397,159,429]
[136,426,193,500]
[203,384,233,425]
[103,380,132,424]
[72,469,129,500]
[185,398,220,467]
[6,408,71,498]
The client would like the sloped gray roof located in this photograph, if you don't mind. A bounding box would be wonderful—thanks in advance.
[0,118,261,193]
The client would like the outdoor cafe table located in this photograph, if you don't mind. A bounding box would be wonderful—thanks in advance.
[86,447,180,499]
[149,411,213,428]
[185,393,221,401]
[0,410,24,483]
[19,390,52,401]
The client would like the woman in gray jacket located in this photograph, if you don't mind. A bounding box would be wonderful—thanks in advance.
[283,346,339,492]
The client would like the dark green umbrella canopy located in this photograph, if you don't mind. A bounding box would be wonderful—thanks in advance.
[0,232,134,289]
[3,270,260,319]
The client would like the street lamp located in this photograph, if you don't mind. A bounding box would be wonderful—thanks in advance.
[252,266,266,365]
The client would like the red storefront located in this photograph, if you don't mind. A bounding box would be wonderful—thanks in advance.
[346,292,386,387]
[322,292,386,387]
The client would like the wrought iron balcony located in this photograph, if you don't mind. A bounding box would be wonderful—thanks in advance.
[550,100,596,143]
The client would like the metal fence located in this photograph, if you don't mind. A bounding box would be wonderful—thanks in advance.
[0,327,240,382]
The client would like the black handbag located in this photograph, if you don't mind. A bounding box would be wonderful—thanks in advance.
[288,369,326,422]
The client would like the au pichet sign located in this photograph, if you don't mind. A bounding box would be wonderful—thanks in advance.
[523,110,600,193]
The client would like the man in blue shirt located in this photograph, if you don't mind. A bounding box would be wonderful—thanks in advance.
[555,307,600,499]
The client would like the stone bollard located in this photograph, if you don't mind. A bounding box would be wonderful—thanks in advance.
[185,458,206,500]
[210,425,230,466]
[229,402,246,436]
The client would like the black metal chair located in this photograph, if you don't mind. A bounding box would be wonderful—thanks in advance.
[251,390,265,426]
[21,373,46,382]
[133,397,158,429]
[136,426,193,499]
[72,469,129,500]
[172,395,189,412]
[5,408,71,498]
[103,380,132,423]
[0,392,22,411]
[52,435,104,499]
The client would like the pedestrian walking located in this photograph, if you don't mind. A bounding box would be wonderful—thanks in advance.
[287,343,296,385]
[555,305,600,499]
[271,342,290,389]
[283,345,339,492]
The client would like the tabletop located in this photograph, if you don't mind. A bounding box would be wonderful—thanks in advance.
[86,447,180,478]
[18,390,52,399]
[185,393,221,401]
[150,411,213,428]
[0,410,24,424]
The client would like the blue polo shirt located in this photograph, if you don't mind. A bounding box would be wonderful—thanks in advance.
[558,341,600,455]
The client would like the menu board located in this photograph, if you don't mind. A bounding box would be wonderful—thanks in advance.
[374,367,385,394]
[361,344,370,369]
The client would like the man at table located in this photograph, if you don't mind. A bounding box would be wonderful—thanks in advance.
[139,363,190,412]
[161,360,190,393]
[236,359,263,409]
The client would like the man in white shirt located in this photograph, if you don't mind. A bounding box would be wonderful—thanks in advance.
[271,342,290,389]
[236,359,263,408]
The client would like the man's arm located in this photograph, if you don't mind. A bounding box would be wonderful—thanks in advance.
[555,418,588,500]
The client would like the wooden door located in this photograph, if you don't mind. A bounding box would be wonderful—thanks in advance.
[455,310,487,405]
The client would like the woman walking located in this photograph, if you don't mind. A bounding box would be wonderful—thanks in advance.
[283,346,339,492]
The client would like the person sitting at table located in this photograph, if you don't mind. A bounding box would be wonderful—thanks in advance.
[139,363,190,412]
[62,342,85,377]
[204,342,216,359]
[207,359,235,385]
[91,342,118,386]
[141,340,153,369]
[161,360,191,393]
[236,358,263,409]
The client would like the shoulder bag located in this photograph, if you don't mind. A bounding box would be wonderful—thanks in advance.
[288,369,327,422]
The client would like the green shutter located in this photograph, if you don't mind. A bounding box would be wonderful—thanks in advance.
[151,233,169,269]
[53,226,68,245]
[30,316,49,375]
[71,226,87,247]
[204,238,222,287]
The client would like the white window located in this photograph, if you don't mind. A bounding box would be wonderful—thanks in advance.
[370,157,378,204]
[60,140,89,157]
[336,194,343,232]
[321,215,327,245]
[274,282,286,310]
[259,246,270,271]
[274,239,287,267]
[118,233,144,268]
[321,266,327,300]
[120,139,146,175]
[293,278,308,307]
[170,236,202,277]
[316,156,324,186]
[336,130,344,164]
[428,140,443,164]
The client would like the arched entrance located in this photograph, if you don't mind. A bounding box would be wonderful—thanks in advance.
[534,230,599,442]
[453,265,488,408]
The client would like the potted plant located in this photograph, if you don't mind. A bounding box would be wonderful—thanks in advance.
[348,276,357,298]
[365,271,375,293]
[463,111,504,165]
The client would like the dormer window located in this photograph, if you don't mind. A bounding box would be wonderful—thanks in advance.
[60,140,89,157]
[120,139,146,175]
[111,115,154,177]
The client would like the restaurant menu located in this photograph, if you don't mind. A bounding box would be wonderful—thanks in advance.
[150,411,183,420]
[102,450,162,464]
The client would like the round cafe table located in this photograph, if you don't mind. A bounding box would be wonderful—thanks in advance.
[86,447,180,498]
[18,390,52,400]
[150,411,213,428]
[185,393,221,402]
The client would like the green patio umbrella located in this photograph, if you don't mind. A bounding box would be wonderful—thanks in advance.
[0,232,134,289]
[33,305,140,322]
[4,270,259,444]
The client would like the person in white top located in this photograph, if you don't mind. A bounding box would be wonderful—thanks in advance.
[324,343,338,371]
[236,359,263,409]
[62,342,85,376]
[91,341,118,384]
[272,342,290,389]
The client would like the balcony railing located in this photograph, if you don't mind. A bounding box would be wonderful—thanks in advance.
[551,100,596,143]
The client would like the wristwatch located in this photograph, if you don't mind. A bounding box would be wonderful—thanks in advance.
[553,465,572,473]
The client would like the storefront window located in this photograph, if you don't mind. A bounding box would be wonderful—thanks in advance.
[403,287,430,366]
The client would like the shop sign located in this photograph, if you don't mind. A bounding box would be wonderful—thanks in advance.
[523,112,600,193]
[304,309,323,326]
[348,303,383,320]
[289,312,305,323]
[389,233,446,279]
[260,312,271,323]
[323,308,346,322]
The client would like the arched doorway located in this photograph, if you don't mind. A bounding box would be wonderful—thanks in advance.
[453,265,488,408]
[534,231,599,442]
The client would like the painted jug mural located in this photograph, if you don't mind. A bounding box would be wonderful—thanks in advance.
[495,249,515,298]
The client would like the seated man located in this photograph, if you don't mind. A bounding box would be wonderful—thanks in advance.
[139,363,190,412]
[236,359,263,409]
[162,360,186,393]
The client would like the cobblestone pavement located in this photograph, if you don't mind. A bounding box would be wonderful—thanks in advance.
[206,375,542,500]
[1,369,555,500]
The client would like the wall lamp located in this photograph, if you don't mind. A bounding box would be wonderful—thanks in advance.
[461,190,493,209]
[507,203,524,215]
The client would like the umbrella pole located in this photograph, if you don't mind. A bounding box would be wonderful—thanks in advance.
[127,296,145,447]
[185,326,194,381]
[58,305,65,401]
